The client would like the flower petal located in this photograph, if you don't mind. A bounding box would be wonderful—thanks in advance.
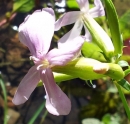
[12,66,40,105]
[89,0,105,18]
[57,19,83,48]
[41,68,71,115]
[76,0,89,13]
[55,11,80,31]
[46,36,84,66]
[19,8,55,59]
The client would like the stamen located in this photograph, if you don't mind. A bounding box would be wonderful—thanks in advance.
[37,64,44,70]
[29,56,33,60]
[36,59,50,70]
[29,56,40,63]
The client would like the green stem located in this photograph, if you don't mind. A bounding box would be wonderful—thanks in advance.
[0,73,8,124]
[115,82,130,120]
[40,110,48,124]
[28,101,46,124]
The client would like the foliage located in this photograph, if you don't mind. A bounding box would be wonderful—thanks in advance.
[13,0,35,13]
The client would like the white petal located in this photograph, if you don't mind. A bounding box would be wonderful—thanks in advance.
[58,19,83,48]
[89,0,105,18]
[55,11,80,31]
[76,0,89,13]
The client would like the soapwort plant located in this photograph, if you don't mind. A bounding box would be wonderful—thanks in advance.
[12,0,130,120]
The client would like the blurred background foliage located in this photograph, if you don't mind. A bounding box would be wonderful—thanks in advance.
[0,0,130,124]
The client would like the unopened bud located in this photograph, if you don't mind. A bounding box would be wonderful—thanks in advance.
[93,63,109,74]
[82,14,114,59]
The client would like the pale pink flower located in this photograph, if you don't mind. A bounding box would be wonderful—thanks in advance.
[55,0,105,46]
[12,8,84,115]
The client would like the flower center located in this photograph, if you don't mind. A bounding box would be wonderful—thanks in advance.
[37,59,50,70]
[30,56,51,70]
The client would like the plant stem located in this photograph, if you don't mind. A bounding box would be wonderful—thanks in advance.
[0,73,8,124]
[28,101,46,124]
[40,110,48,124]
[115,82,130,120]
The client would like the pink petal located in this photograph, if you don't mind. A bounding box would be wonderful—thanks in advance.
[12,66,40,105]
[55,11,81,31]
[76,0,89,13]
[89,0,105,18]
[57,19,83,48]
[40,68,71,115]
[19,8,55,59]
[46,36,84,66]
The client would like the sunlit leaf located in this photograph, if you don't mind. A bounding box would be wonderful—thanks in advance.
[118,60,129,67]
[13,0,35,13]
[66,0,79,9]
[117,79,130,91]
[103,0,123,55]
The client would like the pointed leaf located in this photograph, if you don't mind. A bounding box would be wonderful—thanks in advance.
[117,79,130,92]
[103,0,123,55]
[13,0,35,13]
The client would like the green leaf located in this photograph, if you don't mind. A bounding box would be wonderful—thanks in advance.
[102,113,120,124]
[82,118,101,124]
[28,101,46,124]
[0,73,8,124]
[115,82,130,120]
[117,79,130,92]
[13,0,35,13]
[66,0,79,9]
[124,68,130,76]
[118,60,129,67]
[103,0,123,55]
[81,42,106,62]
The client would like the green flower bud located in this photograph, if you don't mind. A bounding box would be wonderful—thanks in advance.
[82,15,114,59]
[52,58,124,80]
